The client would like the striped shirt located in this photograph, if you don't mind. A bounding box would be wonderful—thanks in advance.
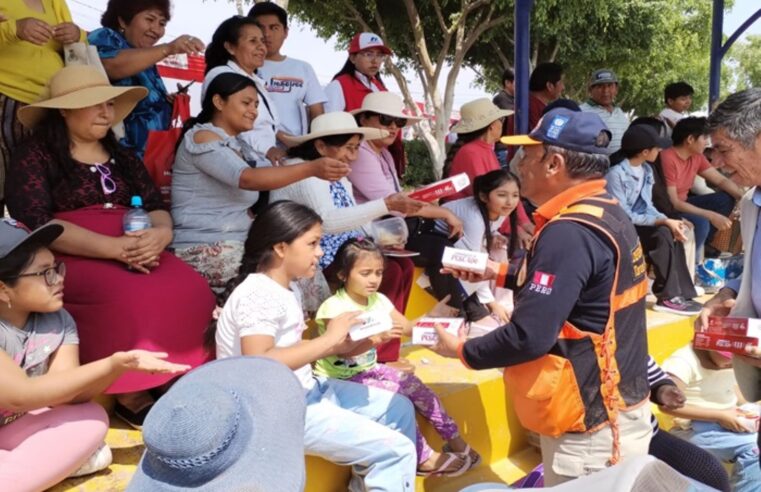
[647,355,674,435]
[580,101,630,153]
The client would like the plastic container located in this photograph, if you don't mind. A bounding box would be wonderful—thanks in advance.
[370,216,408,247]
[123,196,152,232]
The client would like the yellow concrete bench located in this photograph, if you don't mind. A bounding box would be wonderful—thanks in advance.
[55,269,697,492]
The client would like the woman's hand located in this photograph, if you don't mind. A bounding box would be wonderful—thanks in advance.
[166,34,205,56]
[488,301,511,323]
[16,17,54,45]
[696,292,736,333]
[384,193,425,216]
[121,227,173,271]
[655,384,686,411]
[266,146,288,166]
[516,227,533,250]
[112,350,191,374]
[717,409,750,433]
[309,157,350,181]
[371,326,404,345]
[52,22,81,44]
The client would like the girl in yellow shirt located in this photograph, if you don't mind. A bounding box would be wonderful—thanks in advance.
[0,0,84,211]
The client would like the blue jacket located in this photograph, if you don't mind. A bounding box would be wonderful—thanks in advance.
[605,159,666,226]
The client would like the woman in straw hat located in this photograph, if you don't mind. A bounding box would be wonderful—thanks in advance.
[0,0,84,213]
[272,112,424,361]
[445,98,535,248]
[6,65,215,429]
[171,70,349,295]
[351,92,466,310]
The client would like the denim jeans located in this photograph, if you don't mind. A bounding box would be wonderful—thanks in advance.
[495,149,509,169]
[304,377,417,492]
[672,420,760,492]
[681,191,735,250]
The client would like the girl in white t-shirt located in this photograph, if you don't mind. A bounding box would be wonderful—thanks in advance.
[214,200,417,491]
[662,343,760,492]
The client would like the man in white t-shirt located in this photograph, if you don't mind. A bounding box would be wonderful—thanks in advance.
[249,2,326,137]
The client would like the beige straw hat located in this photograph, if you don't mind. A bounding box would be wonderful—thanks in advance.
[450,98,513,134]
[282,111,388,147]
[17,65,148,128]
[350,92,423,126]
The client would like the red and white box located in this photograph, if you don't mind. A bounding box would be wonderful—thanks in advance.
[408,173,470,202]
[693,316,761,355]
[412,318,466,346]
[442,246,488,275]
[349,311,393,341]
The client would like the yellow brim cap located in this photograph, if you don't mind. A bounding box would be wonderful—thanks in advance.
[500,135,542,146]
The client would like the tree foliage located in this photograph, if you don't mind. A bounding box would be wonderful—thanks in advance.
[725,34,761,91]
[470,0,715,116]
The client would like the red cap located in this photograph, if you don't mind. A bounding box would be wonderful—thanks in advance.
[348,32,392,55]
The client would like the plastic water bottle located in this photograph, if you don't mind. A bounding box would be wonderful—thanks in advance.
[123,196,152,232]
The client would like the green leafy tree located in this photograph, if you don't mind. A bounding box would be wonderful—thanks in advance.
[725,34,761,91]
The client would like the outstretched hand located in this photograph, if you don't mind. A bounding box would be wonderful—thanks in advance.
[429,323,465,359]
[114,350,191,374]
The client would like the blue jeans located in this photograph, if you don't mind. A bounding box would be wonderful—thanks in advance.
[681,191,735,250]
[495,149,509,169]
[304,377,417,492]
[673,420,760,492]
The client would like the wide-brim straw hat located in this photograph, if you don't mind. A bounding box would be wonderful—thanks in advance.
[17,65,148,129]
[127,357,306,492]
[450,98,513,134]
[350,92,423,126]
[281,111,388,147]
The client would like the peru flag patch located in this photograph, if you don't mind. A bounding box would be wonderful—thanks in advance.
[528,271,556,295]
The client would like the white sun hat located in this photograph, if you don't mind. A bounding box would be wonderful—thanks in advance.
[281,111,388,147]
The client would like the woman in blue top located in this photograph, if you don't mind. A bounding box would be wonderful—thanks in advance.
[88,0,205,157]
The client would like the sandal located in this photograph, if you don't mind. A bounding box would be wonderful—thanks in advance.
[417,452,471,477]
[443,443,482,468]
[114,401,153,430]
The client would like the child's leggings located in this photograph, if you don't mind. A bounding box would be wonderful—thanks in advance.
[349,363,459,464]
[0,403,109,492]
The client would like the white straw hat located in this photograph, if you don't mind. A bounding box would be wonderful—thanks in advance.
[350,92,423,126]
[18,65,147,129]
[282,112,388,147]
[450,98,513,134]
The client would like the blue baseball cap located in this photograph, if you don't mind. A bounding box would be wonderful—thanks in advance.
[500,108,613,155]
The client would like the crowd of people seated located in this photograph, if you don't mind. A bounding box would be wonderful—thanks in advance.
[0,1,758,491]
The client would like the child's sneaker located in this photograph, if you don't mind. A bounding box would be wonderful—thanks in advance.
[68,442,112,477]
[653,297,702,316]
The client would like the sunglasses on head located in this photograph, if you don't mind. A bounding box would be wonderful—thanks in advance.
[370,113,407,128]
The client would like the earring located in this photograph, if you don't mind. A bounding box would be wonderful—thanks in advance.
[6,301,10,309]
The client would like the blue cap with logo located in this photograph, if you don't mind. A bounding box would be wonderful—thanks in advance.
[500,108,613,155]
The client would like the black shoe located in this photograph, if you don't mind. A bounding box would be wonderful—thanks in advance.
[114,401,153,430]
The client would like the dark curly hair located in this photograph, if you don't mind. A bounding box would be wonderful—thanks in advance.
[100,0,171,31]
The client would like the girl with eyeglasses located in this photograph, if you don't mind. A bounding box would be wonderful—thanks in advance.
[324,32,408,176]
[6,66,214,430]
[0,220,189,491]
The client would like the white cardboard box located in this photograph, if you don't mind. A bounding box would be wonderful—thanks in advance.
[441,247,488,275]
[412,317,466,345]
[349,311,394,341]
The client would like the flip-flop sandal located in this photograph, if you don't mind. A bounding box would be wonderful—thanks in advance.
[417,452,472,477]
[443,443,482,468]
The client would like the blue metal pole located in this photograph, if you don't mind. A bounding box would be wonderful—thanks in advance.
[721,8,761,57]
[514,0,533,134]
[709,0,724,110]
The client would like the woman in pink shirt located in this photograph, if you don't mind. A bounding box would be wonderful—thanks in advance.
[445,98,534,246]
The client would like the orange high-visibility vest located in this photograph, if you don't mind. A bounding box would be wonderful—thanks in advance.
[504,196,650,464]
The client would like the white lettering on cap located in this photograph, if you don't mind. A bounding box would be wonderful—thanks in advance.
[546,115,569,140]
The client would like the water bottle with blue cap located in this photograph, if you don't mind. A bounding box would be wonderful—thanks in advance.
[123,196,152,232]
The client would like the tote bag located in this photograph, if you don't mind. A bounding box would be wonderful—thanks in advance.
[143,93,191,205]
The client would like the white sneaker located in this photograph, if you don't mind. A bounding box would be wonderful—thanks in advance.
[68,442,112,478]
[694,285,705,296]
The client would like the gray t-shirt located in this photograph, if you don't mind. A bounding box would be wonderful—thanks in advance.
[171,123,264,249]
[0,310,79,425]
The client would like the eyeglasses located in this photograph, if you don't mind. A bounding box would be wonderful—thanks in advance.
[91,162,116,195]
[357,51,388,62]
[377,114,408,128]
[11,262,66,287]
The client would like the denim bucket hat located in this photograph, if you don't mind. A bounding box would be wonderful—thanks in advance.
[127,357,306,492]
